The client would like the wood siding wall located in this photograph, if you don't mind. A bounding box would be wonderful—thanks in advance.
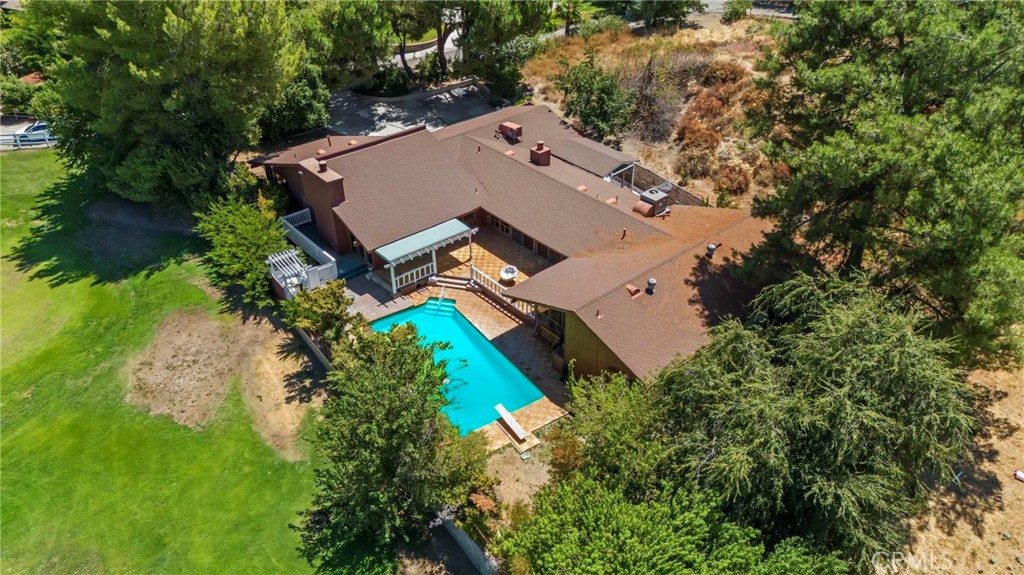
[563,312,634,378]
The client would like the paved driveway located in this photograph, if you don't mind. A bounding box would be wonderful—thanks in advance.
[328,85,497,136]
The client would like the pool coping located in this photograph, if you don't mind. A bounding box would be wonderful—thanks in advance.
[371,291,567,451]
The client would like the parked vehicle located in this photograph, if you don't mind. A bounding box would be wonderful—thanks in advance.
[11,121,56,146]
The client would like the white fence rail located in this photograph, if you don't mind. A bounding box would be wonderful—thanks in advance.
[282,208,312,227]
[394,262,434,289]
[0,132,58,149]
[470,265,534,317]
[278,210,338,291]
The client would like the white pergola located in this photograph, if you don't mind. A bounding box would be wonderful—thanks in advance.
[376,219,478,294]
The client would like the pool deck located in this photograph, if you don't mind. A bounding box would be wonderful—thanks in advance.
[403,287,568,451]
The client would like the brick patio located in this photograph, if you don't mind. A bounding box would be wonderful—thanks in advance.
[437,226,551,283]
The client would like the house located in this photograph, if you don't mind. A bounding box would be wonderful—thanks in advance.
[253,104,769,379]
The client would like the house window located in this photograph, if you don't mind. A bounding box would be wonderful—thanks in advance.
[510,228,532,250]
[535,242,550,260]
[540,309,565,335]
[490,215,509,235]
[459,212,476,223]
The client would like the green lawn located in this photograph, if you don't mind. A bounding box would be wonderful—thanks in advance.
[0,151,317,574]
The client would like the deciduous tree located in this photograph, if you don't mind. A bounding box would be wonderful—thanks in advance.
[498,476,847,575]
[554,50,635,139]
[554,0,583,37]
[295,325,487,567]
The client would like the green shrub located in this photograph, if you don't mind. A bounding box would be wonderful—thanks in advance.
[0,74,39,114]
[358,63,410,97]
[578,15,628,39]
[194,195,288,307]
[258,59,329,141]
[414,51,446,85]
[721,0,753,24]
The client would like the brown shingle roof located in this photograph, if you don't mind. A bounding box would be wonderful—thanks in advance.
[506,208,771,376]
[551,138,634,177]
[458,138,665,257]
[253,133,385,167]
[328,129,483,251]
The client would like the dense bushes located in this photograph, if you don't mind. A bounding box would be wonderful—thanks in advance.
[0,74,38,114]
[578,15,628,39]
[194,190,288,307]
[258,59,330,140]
[554,50,634,140]
[357,63,411,97]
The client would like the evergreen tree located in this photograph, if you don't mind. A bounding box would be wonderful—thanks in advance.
[748,0,1024,364]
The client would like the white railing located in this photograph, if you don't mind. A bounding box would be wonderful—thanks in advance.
[282,208,312,227]
[307,262,337,289]
[394,262,435,289]
[279,209,338,290]
[470,265,534,317]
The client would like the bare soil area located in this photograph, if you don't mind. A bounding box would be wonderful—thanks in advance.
[487,444,551,507]
[909,367,1024,573]
[524,13,776,209]
[126,307,327,460]
[126,310,241,429]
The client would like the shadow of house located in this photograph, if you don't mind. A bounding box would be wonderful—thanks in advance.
[10,172,199,288]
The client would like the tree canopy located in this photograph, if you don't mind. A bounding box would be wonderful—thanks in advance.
[29,0,296,207]
[661,273,975,566]
[749,0,1024,365]
[294,325,487,568]
[555,50,635,140]
[498,476,848,575]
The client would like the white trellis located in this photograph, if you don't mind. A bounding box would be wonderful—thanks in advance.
[267,249,308,300]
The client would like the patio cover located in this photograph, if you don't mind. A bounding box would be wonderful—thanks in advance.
[376,218,474,265]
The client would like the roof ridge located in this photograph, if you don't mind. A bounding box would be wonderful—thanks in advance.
[574,212,757,312]
[466,136,668,237]
[319,125,427,161]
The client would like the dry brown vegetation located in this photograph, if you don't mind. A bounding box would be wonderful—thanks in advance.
[522,13,776,208]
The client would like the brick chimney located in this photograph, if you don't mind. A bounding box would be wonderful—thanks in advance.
[530,140,551,166]
[298,157,346,252]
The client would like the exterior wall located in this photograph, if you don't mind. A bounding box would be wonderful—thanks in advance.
[563,311,634,379]
[297,160,345,253]
[271,165,305,205]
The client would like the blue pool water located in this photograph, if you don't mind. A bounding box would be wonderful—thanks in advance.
[370,298,543,434]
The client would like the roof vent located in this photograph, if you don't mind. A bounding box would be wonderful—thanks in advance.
[646,278,657,295]
[498,121,523,142]
[576,185,588,193]
[505,150,516,157]
[632,200,655,217]
[530,140,551,166]
[625,284,642,298]
[706,243,720,259]
[348,139,358,146]
[318,160,327,172]
[316,148,327,155]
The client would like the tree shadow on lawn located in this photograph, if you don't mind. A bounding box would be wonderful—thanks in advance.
[9,171,200,287]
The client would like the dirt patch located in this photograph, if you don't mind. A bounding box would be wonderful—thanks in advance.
[397,524,478,575]
[908,367,1024,573]
[127,310,242,429]
[127,306,327,458]
[487,445,551,507]
[239,320,327,461]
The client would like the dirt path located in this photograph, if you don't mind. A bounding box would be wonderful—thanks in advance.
[908,367,1024,573]
[126,304,327,460]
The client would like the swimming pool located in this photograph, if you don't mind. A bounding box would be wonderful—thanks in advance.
[370,298,544,434]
